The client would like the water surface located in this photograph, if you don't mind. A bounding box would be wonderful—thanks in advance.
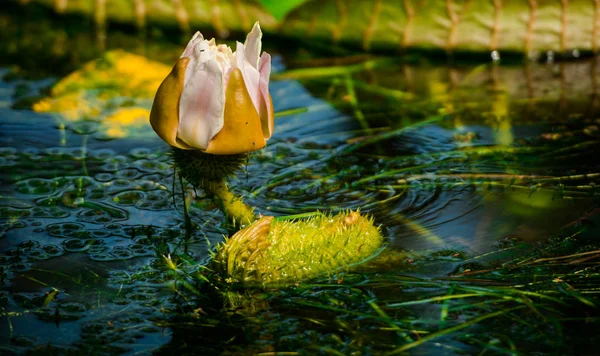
[1,9,600,355]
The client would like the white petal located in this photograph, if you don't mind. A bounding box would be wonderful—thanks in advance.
[244,22,262,69]
[258,52,273,138]
[258,52,271,88]
[177,58,225,150]
[234,41,261,113]
[181,31,204,58]
[183,40,218,87]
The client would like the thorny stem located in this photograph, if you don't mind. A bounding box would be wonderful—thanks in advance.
[201,180,256,228]
[179,174,192,253]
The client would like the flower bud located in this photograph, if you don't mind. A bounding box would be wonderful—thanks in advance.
[150,22,274,155]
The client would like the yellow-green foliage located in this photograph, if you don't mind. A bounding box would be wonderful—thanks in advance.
[32,50,171,139]
[213,211,383,286]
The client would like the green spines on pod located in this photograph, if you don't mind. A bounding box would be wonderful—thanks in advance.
[212,211,384,286]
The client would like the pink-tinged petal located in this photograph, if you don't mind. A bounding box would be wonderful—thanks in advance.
[258,52,273,139]
[177,58,225,150]
[235,41,261,114]
[244,22,262,69]
[258,52,271,89]
[181,31,204,58]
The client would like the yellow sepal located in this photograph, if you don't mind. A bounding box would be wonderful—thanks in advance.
[149,58,191,149]
[206,68,266,155]
[262,93,275,139]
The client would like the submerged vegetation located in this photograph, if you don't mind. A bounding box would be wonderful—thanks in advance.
[1,1,600,355]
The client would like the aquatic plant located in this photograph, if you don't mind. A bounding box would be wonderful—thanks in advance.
[212,211,383,286]
[147,23,384,286]
[150,22,274,155]
[9,0,600,58]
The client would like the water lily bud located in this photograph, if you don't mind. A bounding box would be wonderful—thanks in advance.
[150,22,274,155]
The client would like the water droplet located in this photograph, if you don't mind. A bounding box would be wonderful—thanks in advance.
[490,50,500,62]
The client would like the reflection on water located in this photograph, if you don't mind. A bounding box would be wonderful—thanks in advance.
[0,10,599,354]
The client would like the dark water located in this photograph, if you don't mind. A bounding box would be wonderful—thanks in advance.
[1,7,600,355]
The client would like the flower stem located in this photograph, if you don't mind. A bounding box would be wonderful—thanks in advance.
[179,174,192,253]
[201,180,255,227]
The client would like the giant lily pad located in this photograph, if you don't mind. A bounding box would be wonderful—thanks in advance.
[33,50,170,139]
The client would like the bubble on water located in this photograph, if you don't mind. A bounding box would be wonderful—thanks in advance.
[102,161,130,171]
[112,178,132,188]
[2,220,27,232]
[28,248,49,260]
[41,244,63,256]
[89,148,116,159]
[138,180,164,190]
[130,148,150,159]
[88,243,108,254]
[110,246,134,260]
[147,153,163,161]
[70,122,98,135]
[136,190,171,210]
[16,178,54,194]
[77,205,127,223]
[63,238,92,252]
[94,172,114,182]
[89,252,113,261]
[130,244,152,256]
[0,207,31,219]
[68,176,96,188]
[113,191,144,206]
[47,222,85,238]
[44,147,65,156]
[141,174,165,184]
[50,177,69,189]
[18,240,40,249]
[105,223,121,231]
[133,159,171,173]
[116,168,140,179]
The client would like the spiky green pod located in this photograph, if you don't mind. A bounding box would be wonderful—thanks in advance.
[212,211,384,286]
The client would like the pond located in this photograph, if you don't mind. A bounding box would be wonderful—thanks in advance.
[1,3,600,355]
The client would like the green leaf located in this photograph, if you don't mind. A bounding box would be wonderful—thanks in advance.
[259,0,310,20]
